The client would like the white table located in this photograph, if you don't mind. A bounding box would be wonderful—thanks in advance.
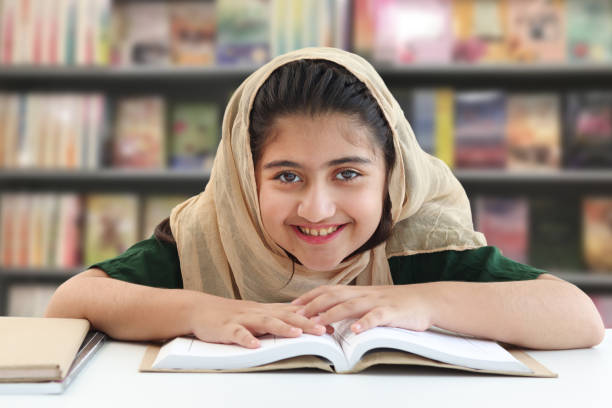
[2,330,610,408]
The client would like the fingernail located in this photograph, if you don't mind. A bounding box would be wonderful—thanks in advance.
[311,316,321,323]
[315,324,325,334]
[352,323,361,332]
[296,308,305,315]
[290,327,302,334]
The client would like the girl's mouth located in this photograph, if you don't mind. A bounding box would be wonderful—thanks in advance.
[293,224,346,244]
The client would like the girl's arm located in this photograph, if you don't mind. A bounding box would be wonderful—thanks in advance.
[46,268,326,348]
[292,274,605,350]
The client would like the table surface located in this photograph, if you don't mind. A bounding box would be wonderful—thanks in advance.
[2,330,610,408]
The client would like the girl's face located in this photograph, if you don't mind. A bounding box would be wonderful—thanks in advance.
[255,113,387,271]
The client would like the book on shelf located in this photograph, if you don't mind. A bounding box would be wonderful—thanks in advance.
[434,88,455,168]
[582,197,612,273]
[0,317,106,395]
[567,0,612,63]
[452,0,511,63]
[474,196,529,264]
[0,0,110,66]
[142,195,188,240]
[84,193,139,266]
[113,96,166,169]
[453,91,506,169]
[216,0,269,66]
[55,194,83,269]
[565,91,612,168]
[529,196,584,271]
[169,1,216,66]
[0,93,107,170]
[397,87,454,161]
[0,193,82,270]
[352,0,376,59]
[169,102,219,170]
[394,0,453,64]
[372,0,398,64]
[505,0,566,63]
[1,94,22,169]
[141,319,556,377]
[0,194,16,267]
[407,89,436,155]
[506,93,561,170]
[6,284,59,318]
[117,1,170,66]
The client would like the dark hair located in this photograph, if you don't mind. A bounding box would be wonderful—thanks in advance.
[155,59,395,259]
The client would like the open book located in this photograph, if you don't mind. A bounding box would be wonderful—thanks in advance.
[141,320,556,377]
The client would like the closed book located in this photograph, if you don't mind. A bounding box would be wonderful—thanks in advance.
[0,317,89,382]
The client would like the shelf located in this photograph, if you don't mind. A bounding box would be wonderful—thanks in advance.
[0,267,83,280]
[1,169,611,193]
[552,272,612,292]
[453,169,612,183]
[0,169,210,194]
[2,63,612,78]
[2,64,612,90]
[0,65,257,80]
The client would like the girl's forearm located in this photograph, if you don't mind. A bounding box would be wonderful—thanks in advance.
[45,270,206,341]
[423,276,605,349]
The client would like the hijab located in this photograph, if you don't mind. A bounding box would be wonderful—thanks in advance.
[170,47,486,302]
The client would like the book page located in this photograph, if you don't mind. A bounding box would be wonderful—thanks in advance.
[332,320,532,373]
[153,333,349,372]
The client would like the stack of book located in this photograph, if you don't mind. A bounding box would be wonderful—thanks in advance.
[0,0,112,66]
[355,0,612,65]
[3,0,610,68]
[400,89,612,170]
[0,192,187,272]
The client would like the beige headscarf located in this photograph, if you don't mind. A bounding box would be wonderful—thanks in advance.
[170,47,486,302]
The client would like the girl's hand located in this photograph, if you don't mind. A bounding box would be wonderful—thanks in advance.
[189,295,327,349]
[291,284,435,334]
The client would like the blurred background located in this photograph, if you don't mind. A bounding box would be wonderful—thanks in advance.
[0,0,611,326]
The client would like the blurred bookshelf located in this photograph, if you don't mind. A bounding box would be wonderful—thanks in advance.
[1,0,612,324]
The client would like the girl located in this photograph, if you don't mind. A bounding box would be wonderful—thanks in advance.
[47,48,604,350]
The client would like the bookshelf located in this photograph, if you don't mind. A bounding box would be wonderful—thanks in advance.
[2,0,612,317]
[2,66,612,316]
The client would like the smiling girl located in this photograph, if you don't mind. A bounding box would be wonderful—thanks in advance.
[46,48,604,350]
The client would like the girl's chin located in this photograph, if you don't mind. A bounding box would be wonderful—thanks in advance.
[295,255,345,272]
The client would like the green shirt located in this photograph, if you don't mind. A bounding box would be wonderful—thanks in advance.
[91,237,545,289]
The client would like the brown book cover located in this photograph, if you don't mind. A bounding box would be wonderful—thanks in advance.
[0,317,90,382]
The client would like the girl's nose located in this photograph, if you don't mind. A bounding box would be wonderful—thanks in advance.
[297,184,336,222]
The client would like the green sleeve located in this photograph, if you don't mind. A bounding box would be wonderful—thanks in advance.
[90,236,183,289]
[388,246,546,285]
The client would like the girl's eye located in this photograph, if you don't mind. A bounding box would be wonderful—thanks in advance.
[335,169,360,181]
[277,172,302,184]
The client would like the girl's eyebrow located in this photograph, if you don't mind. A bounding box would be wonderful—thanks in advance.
[263,156,372,170]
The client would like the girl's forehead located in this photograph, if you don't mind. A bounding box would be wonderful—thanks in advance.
[266,112,379,152]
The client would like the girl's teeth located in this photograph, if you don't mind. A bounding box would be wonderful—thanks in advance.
[299,226,339,236]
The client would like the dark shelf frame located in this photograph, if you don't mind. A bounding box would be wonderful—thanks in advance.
[1,169,611,194]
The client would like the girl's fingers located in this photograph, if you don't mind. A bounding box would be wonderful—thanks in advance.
[278,311,327,335]
[311,298,372,326]
[226,325,261,349]
[246,316,303,339]
[298,290,360,318]
[291,286,329,306]
[352,307,392,334]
